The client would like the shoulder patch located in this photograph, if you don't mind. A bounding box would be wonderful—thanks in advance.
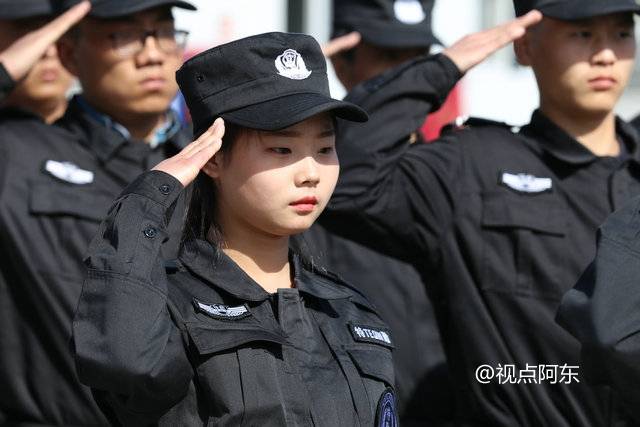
[193,299,251,321]
[349,323,394,348]
[376,388,399,427]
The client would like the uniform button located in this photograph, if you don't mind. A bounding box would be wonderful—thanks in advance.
[143,227,158,238]
[159,184,171,195]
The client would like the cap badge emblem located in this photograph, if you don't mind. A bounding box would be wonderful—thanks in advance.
[275,49,312,80]
[394,0,426,25]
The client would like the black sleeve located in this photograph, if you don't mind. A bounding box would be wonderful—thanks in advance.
[72,170,193,426]
[322,53,464,263]
[557,196,640,422]
[0,63,15,102]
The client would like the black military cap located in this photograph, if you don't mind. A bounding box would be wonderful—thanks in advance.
[60,0,196,18]
[177,32,368,136]
[0,0,54,19]
[333,0,440,49]
[514,0,640,19]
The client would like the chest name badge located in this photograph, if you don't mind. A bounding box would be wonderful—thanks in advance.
[349,323,393,348]
[376,388,399,427]
[43,160,94,185]
[501,172,552,194]
[193,299,250,320]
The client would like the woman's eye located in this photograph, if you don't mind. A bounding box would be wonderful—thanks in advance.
[269,147,291,154]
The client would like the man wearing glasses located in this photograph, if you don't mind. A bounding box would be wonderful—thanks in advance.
[0,0,196,425]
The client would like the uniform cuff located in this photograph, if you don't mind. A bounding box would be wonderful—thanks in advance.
[0,63,16,100]
[429,53,464,104]
[119,170,184,208]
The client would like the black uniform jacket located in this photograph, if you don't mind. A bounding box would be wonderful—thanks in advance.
[304,53,458,426]
[558,195,640,423]
[321,53,640,426]
[0,99,189,426]
[305,224,453,426]
[0,63,15,102]
[72,170,397,426]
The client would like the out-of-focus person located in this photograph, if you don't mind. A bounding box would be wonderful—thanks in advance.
[305,1,455,425]
[321,0,640,424]
[0,0,196,425]
[0,0,87,122]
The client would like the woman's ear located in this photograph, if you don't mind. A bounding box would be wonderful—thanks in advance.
[201,154,222,179]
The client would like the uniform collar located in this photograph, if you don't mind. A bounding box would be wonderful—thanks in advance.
[520,109,640,165]
[179,239,352,302]
[58,96,189,163]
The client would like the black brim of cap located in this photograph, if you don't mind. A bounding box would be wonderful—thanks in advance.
[347,20,441,49]
[220,93,368,132]
[0,1,53,19]
[540,3,640,20]
[89,0,196,18]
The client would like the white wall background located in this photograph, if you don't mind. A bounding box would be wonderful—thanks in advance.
[174,0,640,124]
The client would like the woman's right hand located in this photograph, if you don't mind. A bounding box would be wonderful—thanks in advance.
[152,118,225,187]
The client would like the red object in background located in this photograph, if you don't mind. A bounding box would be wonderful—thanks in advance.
[421,84,463,142]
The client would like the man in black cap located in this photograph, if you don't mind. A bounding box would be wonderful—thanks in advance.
[0,1,89,121]
[305,1,455,425]
[321,0,640,424]
[0,0,196,425]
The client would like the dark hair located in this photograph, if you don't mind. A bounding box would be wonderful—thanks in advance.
[180,122,244,248]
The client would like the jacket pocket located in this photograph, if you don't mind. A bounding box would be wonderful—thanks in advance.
[185,321,288,355]
[29,181,112,221]
[346,345,395,388]
[480,190,569,300]
[184,321,289,426]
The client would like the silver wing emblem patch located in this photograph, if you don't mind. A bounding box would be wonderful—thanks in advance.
[193,299,251,320]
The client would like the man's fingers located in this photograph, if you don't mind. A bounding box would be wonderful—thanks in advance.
[516,10,543,30]
[38,1,91,42]
[322,32,361,58]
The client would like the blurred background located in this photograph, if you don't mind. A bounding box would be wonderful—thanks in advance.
[174,0,640,131]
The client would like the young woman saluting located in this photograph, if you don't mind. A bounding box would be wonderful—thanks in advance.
[72,32,398,427]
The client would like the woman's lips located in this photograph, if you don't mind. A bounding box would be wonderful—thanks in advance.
[290,197,318,213]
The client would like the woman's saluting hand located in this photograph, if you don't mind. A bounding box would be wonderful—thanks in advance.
[152,118,225,187]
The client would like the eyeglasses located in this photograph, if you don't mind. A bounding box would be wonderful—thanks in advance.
[108,28,189,57]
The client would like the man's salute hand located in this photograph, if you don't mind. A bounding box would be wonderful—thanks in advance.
[0,1,91,83]
[443,10,542,74]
